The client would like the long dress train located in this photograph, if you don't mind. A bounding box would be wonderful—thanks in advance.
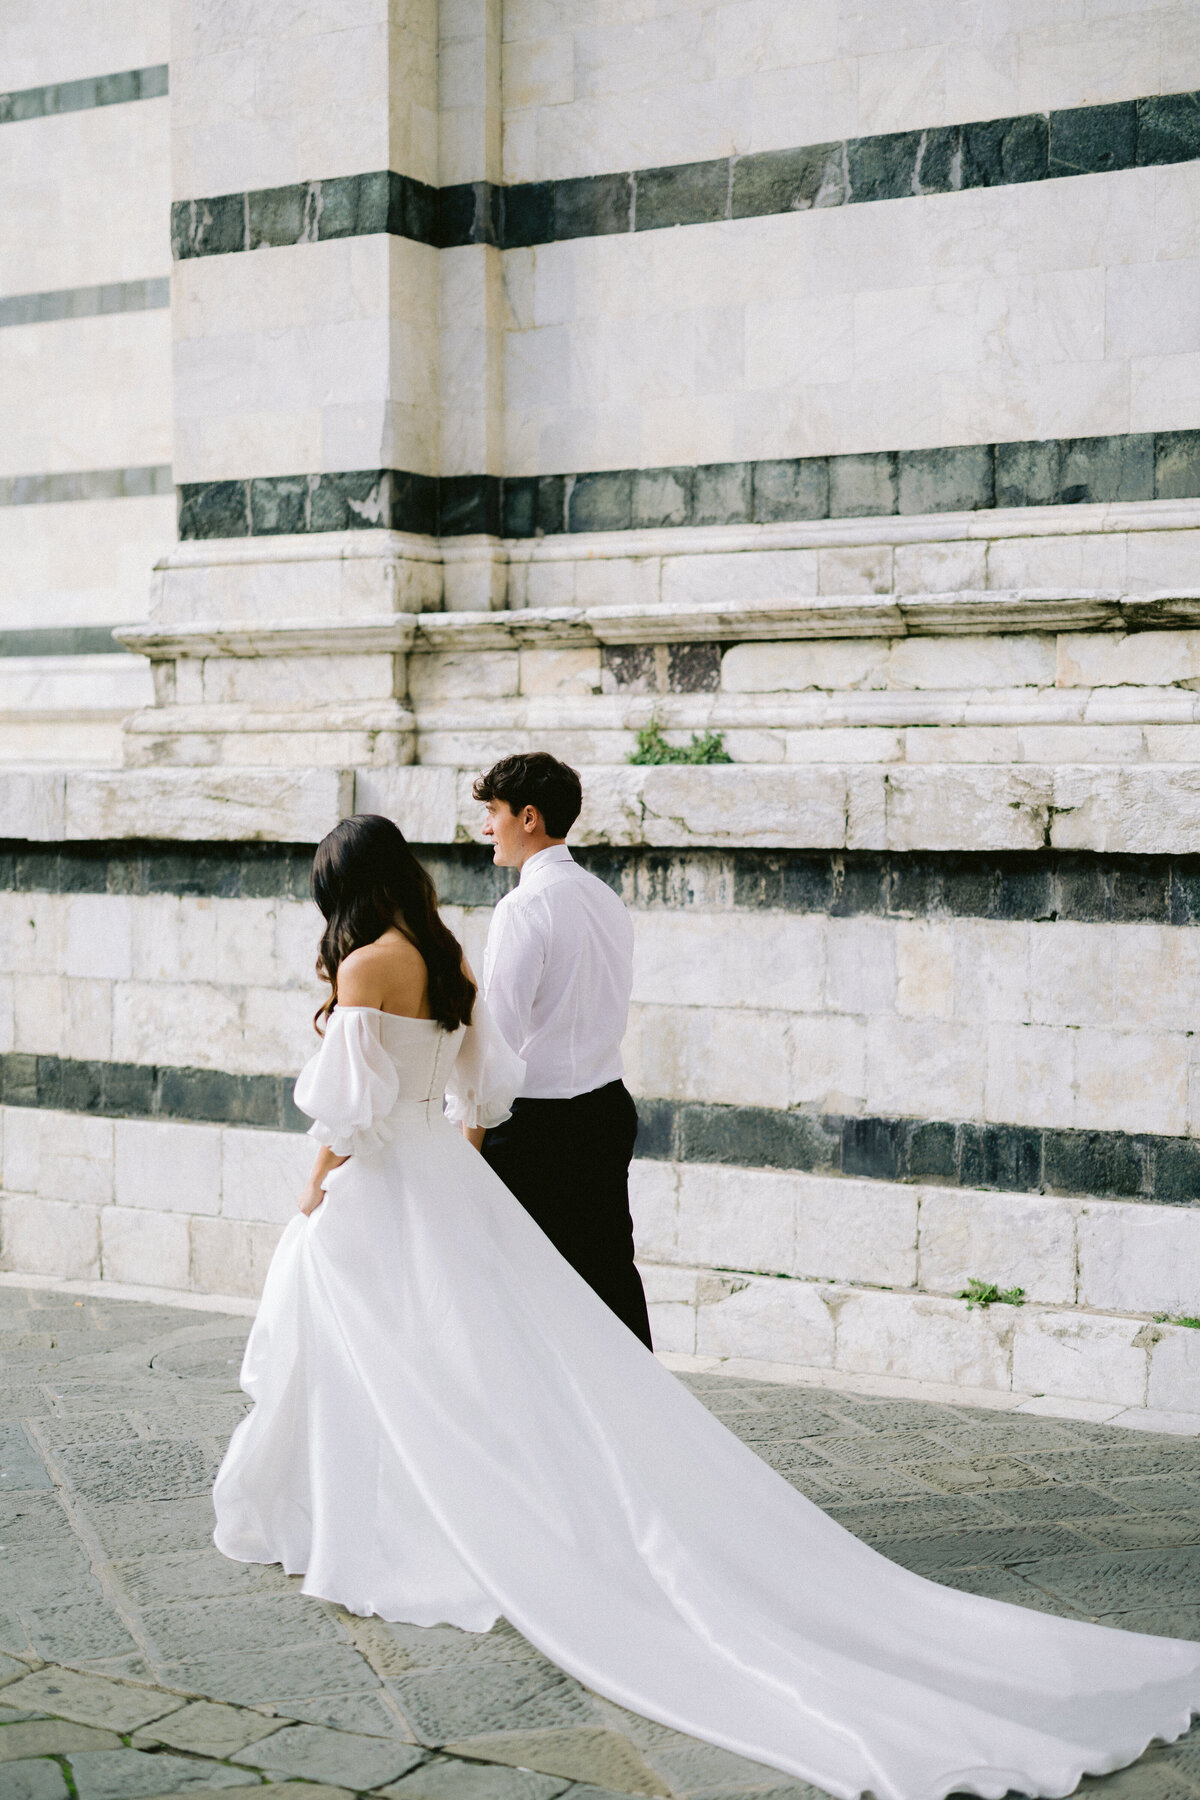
[212,1003,1200,1800]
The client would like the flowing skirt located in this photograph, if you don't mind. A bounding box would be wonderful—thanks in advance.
[213,1110,1200,1800]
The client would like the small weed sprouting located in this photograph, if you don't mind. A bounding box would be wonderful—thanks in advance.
[628,723,733,766]
[958,1278,1026,1310]
[1153,1312,1200,1328]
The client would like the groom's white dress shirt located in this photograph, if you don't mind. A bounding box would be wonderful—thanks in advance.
[482,844,634,1100]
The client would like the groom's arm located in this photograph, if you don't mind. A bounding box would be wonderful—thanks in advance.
[482,896,545,1062]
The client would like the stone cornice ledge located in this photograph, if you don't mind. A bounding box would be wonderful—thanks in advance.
[416,589,1200,649]
[115,591,1200,658]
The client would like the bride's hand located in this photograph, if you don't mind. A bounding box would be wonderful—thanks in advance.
[298,1182,325,1216]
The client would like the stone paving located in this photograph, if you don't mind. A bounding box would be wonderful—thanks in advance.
[2,1283,1200,1800]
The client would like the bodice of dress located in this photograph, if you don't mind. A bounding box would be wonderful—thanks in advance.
[293,997,525,1159]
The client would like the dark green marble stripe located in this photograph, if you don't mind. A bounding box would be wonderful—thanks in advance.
[171,89,1200,260]
[176,429,1200,540]
[0,64,167,124]
[0,1047,1194,1205]
[0,466,172,507]
[0,278,169,329]
[6,841,1200,928]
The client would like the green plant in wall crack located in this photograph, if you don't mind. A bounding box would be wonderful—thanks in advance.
[1153,1312,1200,1328]
[628,722,733,765]
[958,1278,1026,1310]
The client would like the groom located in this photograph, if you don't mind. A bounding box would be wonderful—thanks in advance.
[467,751,653,1350]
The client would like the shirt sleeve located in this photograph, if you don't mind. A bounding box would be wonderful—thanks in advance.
[443,992,527,1130]
[481,892,546,1062]
[293,1009,400,1159]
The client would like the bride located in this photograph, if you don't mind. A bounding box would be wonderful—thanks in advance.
[213,814,1200,1800]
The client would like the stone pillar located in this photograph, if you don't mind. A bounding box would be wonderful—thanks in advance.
[133,0,444,768]
[436,0,508,612]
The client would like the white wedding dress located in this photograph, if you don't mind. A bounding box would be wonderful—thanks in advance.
[213,1002,1200,1800]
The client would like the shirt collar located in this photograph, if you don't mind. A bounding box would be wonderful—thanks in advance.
[518,844,573,883]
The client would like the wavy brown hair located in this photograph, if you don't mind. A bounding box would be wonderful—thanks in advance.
[310,815,475,1034]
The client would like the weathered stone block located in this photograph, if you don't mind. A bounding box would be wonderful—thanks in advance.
[640,766,848,850]
[633,910,823,1013]
[101,1206,192,1290]
[1058,630,1200,690]
[355,767,459,843]
[788,1014,866,1111]
[1077,1202,1200,1316]
[835,1290,1013,1389]
[918,1188,1076,1304]
[221,1127,314,1225]
[628,1159,678,1261]
[695,1272,836,1366]
[517,649,600,695]
[1011,1311,1148,1406]
[114,1119,222,1216]
[888,634,1055,691]
[408,653,518,700]
[1147,1322,1200,1414]
[674,1163,795,1275]
[828,451,897,518]
[63,897,132,982]
[825,917,895,1014]
[190,1215,284,1298]
[886,768,1053,852]
[721,639,889,693]
[866,1016,985,1120]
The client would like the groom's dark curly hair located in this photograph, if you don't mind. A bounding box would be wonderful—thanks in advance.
[473,751,582,839]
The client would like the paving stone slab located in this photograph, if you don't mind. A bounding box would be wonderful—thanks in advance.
[0,1720,121,1758]
[1020,1448,1200,1484]
[235,1720,426,1786]
[132,1698,286,1759]
[86,1498,221,1559]
[982,1484,1136,1524]
[54,1441,218,1503]
[7,1543,103,1608]
[1079,1516,1200,1550]
[158,1643,380,1706]
[391,1665,599,1745]
[910,1455,1055,1494]
[381,1755,570,1797]
[1,1670,186,1732]
[882,1523,1095,1574]
[0,1496,78,1549]
[1094,1605,1200,1639]
[0,1758,69,1800]
[823,1496,996,1540]
[114,1549,297,1604]
[142,1594,341,1658]
[0,1653,36,1685]
[274,1689,417,1738]
[0,1426,52,1491]
[366,1621,548,1676]
[25,1600,144,1664]
[66,1747,261,1799]
[1013,1546,1200,1612]
[1108,1480,1200,1515]
[443,1728,672,1796]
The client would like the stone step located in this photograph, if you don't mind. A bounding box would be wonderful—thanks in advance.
[639,1260,1200,1419]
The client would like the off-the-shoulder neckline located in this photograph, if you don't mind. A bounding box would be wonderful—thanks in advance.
[334,1006,444,1025]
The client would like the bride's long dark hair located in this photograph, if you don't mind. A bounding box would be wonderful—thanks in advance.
[310,814,475,1034]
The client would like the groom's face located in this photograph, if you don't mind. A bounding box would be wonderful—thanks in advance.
[482,799,531,867]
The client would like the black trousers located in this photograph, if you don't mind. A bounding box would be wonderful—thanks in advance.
[482,1080,653,1350]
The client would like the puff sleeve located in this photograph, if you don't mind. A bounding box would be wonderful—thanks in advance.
[443,993,526,1131]
[293,1008,400,1158]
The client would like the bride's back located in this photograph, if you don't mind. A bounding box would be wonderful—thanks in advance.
[337,928,432,1019]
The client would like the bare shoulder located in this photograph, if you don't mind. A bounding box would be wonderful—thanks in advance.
[338,933,427,1012]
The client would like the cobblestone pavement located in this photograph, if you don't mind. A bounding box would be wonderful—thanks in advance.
[2,1283,1200,1800]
